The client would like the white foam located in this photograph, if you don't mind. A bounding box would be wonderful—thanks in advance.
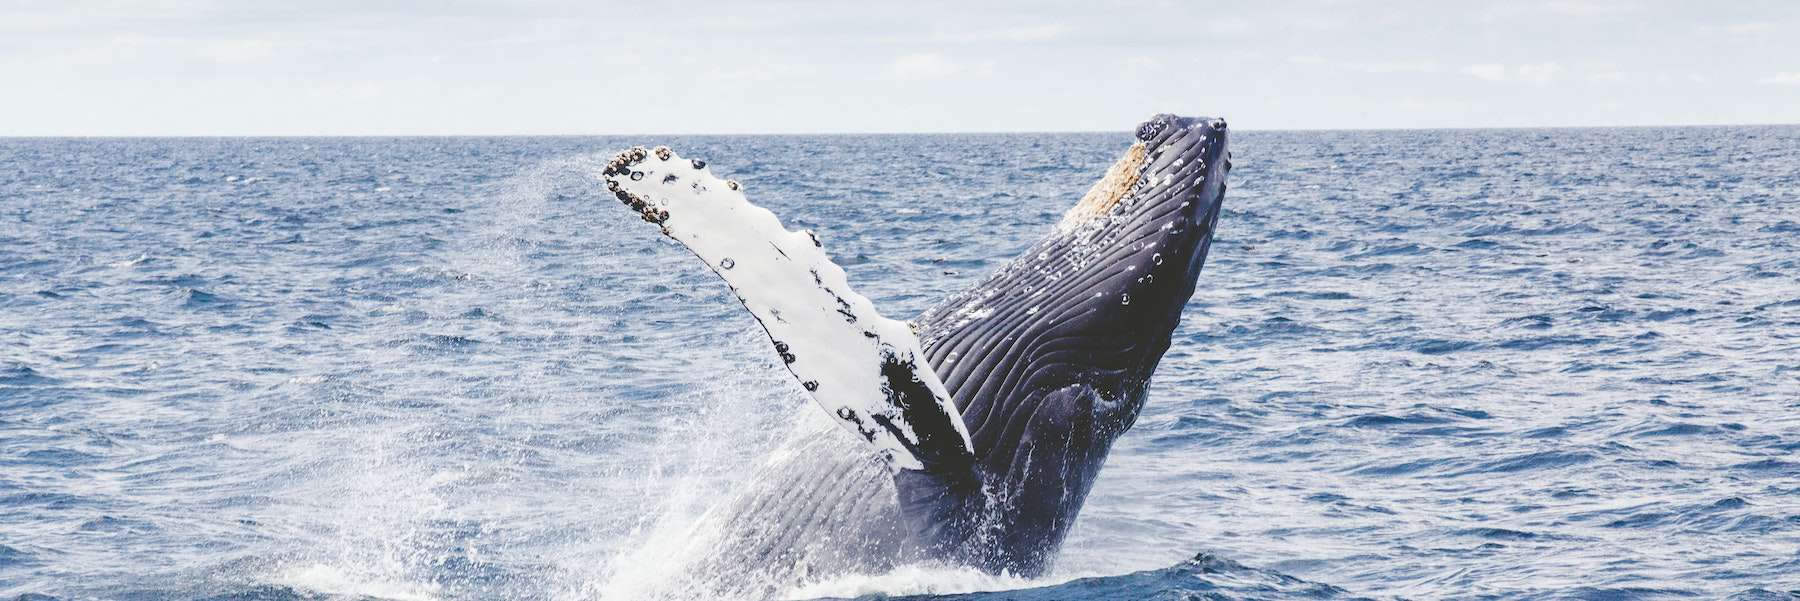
[270,562,443,601]
[780,563,1049,600]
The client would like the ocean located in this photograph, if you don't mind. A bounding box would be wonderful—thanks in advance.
[2,127,1797,600]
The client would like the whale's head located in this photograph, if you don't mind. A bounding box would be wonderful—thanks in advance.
[1039,112,1231,384]
[910,113,1229,574]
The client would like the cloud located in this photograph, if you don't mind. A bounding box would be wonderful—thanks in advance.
[1723,22,1777,35]
[888,52,994,79]
[1286,15,1343,32]
[1581,65,1708,85]
[1515,62,1565,85]
[1461,62,1564,85]
[1757,72,1800,86]
[1480,0,1642,21]
[705,62,806,83]
[1462,64,1507,81]
[1288,55,1440,74]
[1345,60,1442,74]
[1204,17,1254,36]
[935,23,1071,43]
[891,52,956,78]
[6,0,1799,134]
[1123,56,1161,70]
[1587,70,1629,84]
[1541,0,1643,16]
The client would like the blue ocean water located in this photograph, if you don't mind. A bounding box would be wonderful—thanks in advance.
[1,127,1797,600]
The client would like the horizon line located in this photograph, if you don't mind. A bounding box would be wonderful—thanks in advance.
[3,121,1796,139]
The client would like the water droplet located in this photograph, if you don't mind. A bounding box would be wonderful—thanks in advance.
[719,257,736,269]
[1120,293,1131,306]
[1152,253,1163,265]
[1037,252,1049,261]
[804,381,819,391]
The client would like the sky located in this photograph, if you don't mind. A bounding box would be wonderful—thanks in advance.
[2,0,1798,135]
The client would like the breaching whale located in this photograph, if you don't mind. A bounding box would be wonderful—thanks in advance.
[600,113,1230,596]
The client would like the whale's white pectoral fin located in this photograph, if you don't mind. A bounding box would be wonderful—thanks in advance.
[600,147,975,473]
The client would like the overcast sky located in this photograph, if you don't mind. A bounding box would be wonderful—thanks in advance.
[3,0,1798,135]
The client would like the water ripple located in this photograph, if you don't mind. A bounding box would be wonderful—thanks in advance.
[2,128,1798,599]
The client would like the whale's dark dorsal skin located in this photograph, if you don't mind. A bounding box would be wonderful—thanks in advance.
[600,113,1229,593]
[899,114,1230,575]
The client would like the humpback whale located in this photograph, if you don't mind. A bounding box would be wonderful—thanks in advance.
[600,113,1230,596]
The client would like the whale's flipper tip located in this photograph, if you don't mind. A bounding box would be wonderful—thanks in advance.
[600,146,975,473]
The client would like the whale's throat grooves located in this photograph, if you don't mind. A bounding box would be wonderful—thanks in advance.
[905,115,1229,575]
